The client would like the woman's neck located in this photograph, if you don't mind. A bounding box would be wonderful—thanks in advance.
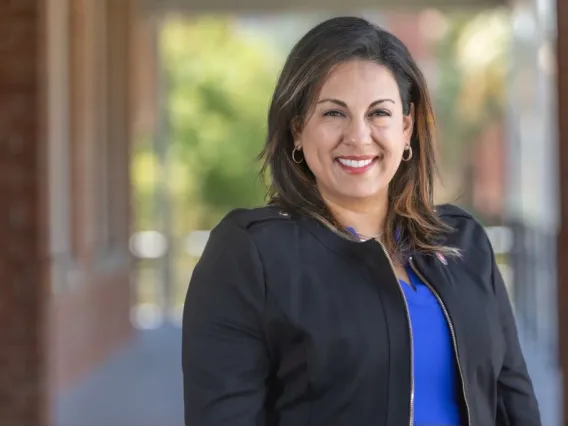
[323,195,388,240]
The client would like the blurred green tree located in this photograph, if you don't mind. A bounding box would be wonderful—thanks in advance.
[161,16,283,230]
[433,9,510,222]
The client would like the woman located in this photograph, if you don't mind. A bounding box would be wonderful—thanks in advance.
[182,16,541,426]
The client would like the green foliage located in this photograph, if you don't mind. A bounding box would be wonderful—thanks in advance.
[432,9,509,212]
[131,136,158,231]
[161,16,283,229]
[135,12,510,232]
[433,14,477,167]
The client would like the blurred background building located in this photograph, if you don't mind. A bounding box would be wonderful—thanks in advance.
[1,0,567,424]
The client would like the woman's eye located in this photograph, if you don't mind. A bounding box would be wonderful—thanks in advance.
[370,109,391,117]
[323,110,345,117]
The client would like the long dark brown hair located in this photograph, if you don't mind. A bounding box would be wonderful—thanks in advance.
[259,16,458,260]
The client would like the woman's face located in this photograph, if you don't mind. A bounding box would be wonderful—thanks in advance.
[295,60,414,205]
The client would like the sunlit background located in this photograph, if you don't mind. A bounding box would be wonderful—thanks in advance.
[123,8,556,425]
[131,9,514,327]
[1,0,563,425]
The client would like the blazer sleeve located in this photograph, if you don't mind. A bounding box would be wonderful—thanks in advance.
[488,236,542,426]
[182,219,270,426]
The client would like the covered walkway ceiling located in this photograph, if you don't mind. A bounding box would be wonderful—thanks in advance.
[140,0,506,13]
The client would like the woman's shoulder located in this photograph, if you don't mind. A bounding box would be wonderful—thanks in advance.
[210,205,300,248]
[435,203,491,253]
[200,206,303,277]
[435,203,475,221]
[217,205,298,233]
[221,205,295,228]
[436,203,482,230]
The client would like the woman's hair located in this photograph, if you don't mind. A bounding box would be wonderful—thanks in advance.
[259,16,459,261]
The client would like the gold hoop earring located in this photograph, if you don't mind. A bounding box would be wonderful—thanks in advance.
[292,146,304,164]
[402,145,413,162]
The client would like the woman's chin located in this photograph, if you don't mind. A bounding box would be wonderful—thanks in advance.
[334,186,388,202]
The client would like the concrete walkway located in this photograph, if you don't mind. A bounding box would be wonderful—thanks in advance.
[53,324,561,426]
[54,324,184,426]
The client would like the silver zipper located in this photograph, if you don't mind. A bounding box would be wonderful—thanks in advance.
[408,256,471,426]
[376,240,414,426]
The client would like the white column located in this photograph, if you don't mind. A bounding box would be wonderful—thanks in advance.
[506,0,560,424]
[45,0,73,293]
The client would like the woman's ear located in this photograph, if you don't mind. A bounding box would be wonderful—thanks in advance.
[403,103,415,142]
[291,116,303,141]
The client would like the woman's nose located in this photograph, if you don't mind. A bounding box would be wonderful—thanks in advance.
[345,118,372,145]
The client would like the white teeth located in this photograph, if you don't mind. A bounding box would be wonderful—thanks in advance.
[338,158,374,168]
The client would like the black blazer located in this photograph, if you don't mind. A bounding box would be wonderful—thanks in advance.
[181,204,541,426]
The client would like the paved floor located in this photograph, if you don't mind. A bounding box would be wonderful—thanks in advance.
[520,334,562,426]
[53,324,561,426]
[53,324,184,426]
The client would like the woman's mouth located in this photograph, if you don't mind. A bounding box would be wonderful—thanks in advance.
[336,156,378,174]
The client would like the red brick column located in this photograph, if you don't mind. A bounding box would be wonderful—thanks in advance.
[557,1,568,424]
[0,0,50,424]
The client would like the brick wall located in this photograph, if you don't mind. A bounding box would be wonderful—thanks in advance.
[557,1,568,424]
[49,267,132,391]
[0,0,50,424]
[132,18,159,142]
[47,0,135,393]
[0,0,134,423]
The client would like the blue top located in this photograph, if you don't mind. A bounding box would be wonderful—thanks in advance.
[400,266,461,426]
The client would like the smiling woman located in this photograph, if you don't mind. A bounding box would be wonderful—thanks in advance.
[294,61,412,212]
[259,20,452,265]
[182,16,541,426]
